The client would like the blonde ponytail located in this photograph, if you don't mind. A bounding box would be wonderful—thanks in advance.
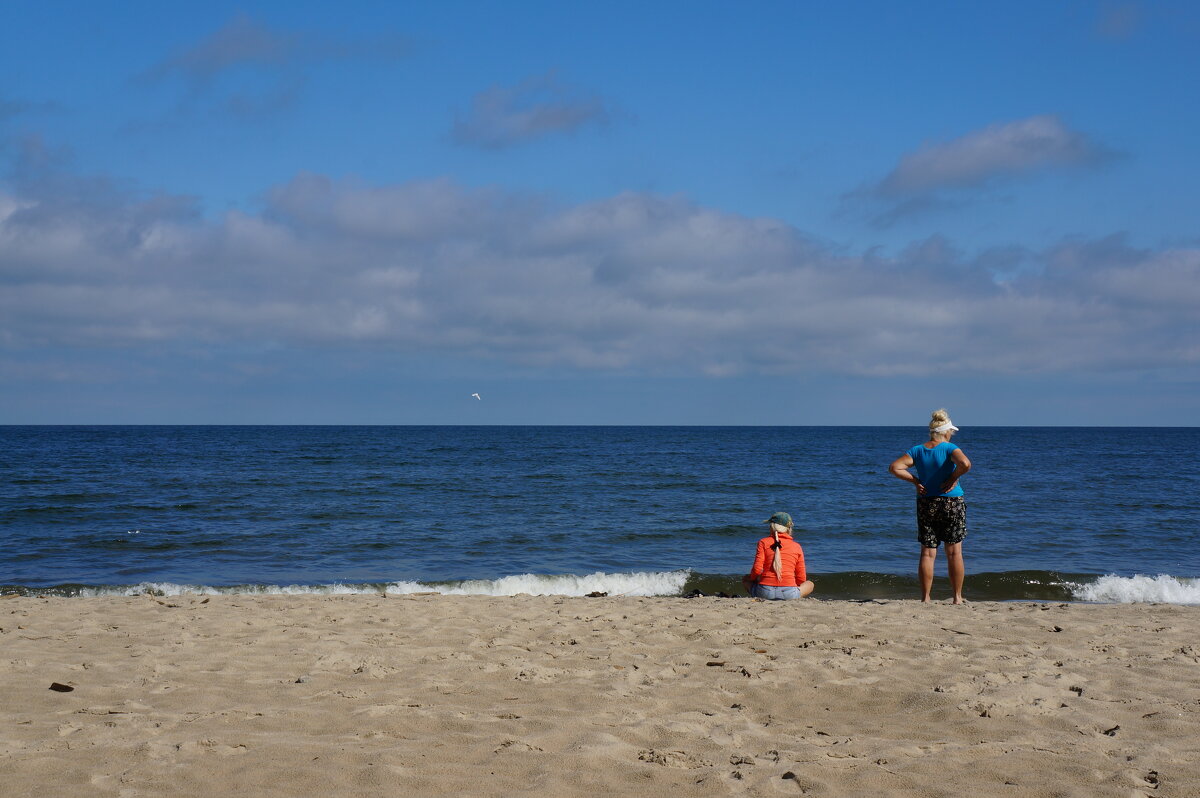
[770,522,788,579]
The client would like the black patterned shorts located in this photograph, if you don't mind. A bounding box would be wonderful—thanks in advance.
[916,496,967,548]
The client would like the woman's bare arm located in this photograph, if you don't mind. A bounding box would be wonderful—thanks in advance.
[889,453,924,495]
[939,449,972,494]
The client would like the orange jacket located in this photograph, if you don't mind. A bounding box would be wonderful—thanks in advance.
[748,532,807,587]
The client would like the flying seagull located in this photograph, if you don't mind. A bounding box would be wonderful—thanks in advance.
[471,393,481,400]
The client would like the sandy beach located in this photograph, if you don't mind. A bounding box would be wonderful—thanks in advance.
[1,595,1197,797]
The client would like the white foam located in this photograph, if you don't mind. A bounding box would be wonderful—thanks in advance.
[79,582,221,597]
[79,581,390,597]
[77,570,691,598]
[383,570,691,597]
[1071,574,1200,605]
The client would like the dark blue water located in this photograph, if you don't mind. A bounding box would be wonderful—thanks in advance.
[2,426,1198,601]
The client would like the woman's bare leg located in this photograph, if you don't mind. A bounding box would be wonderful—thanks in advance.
[945,542,965,604]
[799,580,814,597]
[918,547,937,602]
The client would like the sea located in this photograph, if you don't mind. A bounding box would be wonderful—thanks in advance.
[3,426,1198,604]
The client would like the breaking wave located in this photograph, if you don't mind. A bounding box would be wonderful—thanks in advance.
[65,570,692,598]
[6,570,1199,604]
[1070,574,1200,605]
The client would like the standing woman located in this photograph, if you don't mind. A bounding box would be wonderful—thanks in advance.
[889,409,972,603]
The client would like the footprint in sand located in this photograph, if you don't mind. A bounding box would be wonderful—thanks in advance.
[174,739,249,756]
[638,749,713,768]
[494,739,543,754]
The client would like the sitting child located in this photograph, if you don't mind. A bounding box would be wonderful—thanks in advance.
[742,512,815,600]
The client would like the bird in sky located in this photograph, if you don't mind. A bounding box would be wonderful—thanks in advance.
[471,393,481,400]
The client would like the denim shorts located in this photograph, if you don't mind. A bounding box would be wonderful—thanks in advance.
[752,584,803,600]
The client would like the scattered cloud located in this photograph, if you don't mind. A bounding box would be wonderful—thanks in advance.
[1,99,36,123]
[452,71,614,149]
[144,13,410,84]
[875,115,1113,197]
[144,13,302,84]
[139,13,410,118]
[0,96,57,124]
[848,115,1118,226]
[1094,2,1143,39]
[863,195,972,230]
[3,152,1197,382]
[224,75,307,120]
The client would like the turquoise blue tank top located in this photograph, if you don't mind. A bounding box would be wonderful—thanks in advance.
[906,442,964,498]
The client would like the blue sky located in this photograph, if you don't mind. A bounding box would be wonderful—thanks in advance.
[2,0,1198,424]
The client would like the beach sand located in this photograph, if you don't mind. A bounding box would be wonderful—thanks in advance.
[1,595,1197,797]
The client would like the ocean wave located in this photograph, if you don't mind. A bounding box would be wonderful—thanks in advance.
[72,570,692,598]
[387,570,692,597]
[1070,574,1200,605]
[12,570,1199,604]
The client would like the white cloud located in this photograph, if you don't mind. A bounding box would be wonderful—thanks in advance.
[145,13,410,84]
[876,115,1113,197]
[1,174,1197,381]
[138,14,410,119]
[148,13,300,81]
[452,71,613,149]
